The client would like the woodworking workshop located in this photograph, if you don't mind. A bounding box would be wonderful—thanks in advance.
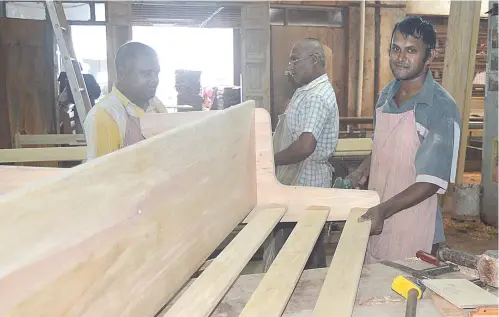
[0,1,498,316]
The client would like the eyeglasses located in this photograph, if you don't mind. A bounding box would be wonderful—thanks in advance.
[288,53,315,67]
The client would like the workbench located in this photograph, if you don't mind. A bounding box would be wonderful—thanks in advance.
[168,258,496,317]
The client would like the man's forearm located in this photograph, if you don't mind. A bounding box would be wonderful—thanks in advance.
[358,154,372,175]
[380,182,440,219]
[274,133,316,166]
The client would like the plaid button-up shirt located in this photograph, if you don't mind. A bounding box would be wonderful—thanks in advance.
[285,74,339,187]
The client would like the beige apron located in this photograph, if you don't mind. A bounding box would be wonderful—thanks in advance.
[364,102,438,264]
[124,113,145,147]
[273,112,305,186]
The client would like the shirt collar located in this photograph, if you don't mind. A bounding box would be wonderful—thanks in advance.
[387,70,436,106]
[296,74,329,92]
[111,86,146,117]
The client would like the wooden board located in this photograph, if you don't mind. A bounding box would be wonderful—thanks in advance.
[270,26,347,121]
[0,18,56,151]
[0,146,87,163]
[239,208,329,317]
[312,208,371,317]
[141,109,381,222]
[0,102,257,317]
[422,279,498,309]
[162,207,286,317]
[16,133,86,146]
[441,1,482,184]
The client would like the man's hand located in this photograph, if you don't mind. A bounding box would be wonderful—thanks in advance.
[346,168,369,189]
[359,206,385,235]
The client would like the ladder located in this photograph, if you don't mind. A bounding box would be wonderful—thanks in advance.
[45,1,92,130]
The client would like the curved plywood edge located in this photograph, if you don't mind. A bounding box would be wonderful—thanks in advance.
[0,102,257,317]
[141,111,216,138]
[251,108,380,223]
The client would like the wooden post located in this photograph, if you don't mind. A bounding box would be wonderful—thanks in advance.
[441,1,482,185]
[356,0,365,118]
[106,2,132,91]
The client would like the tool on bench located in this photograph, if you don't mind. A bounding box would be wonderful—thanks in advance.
[391,276,426,317]
[381,259,459,280]
[332,177,353,189]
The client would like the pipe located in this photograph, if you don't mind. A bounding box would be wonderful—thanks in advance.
[356,0,366,118]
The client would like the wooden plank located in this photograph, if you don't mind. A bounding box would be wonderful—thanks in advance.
[0,146,87,163]
[139,109,381,223]
[336,138,372,152]
[312,208,371,317]
[0,101,257,317]
[422,279,498,309]
[241,3,271,111]
[162,207,286,317]
[239,208,329,317]
[442,1,481,184]
[18,133,86,146]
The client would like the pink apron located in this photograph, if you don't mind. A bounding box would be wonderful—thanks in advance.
[365,103,438,264]
[124,113,145,147]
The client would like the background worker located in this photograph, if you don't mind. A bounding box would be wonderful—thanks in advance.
[83,42,166,160]
[347,16,461,263]
[274,38,339,188]
[271,38,339,268]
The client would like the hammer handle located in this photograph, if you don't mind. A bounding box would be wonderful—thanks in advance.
[416,250,440,266]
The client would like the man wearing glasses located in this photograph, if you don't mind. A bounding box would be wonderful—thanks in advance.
[273,38,339,189]
[272,38,339,269]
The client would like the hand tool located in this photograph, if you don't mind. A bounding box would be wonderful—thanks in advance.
[332,177,353,189]
[391,275,426,317]
[416,250,441,266]
[381,260,459,280]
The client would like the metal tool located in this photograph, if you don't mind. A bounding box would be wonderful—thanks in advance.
[381,260,459,280]
[391,276,426,317]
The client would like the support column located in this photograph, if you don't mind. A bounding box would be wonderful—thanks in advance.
[441,1,482,185]
[106,2,132,91]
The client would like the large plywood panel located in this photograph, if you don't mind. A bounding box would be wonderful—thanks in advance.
[271,25,347,121]
[0,18,55,148]
[0,102,257,317]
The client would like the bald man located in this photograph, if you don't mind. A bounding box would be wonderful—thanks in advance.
[274,38,339,188]
[83,42,166,160]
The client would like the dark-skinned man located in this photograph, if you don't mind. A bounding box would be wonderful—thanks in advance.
[274,38,339,188]
[347,17,461,263]
[84,42,166,160]
[271,38,339,269]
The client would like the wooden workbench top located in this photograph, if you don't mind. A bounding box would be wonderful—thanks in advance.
[166,259,494,317]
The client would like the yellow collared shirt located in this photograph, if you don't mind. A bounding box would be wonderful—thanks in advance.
[83,86,166,160]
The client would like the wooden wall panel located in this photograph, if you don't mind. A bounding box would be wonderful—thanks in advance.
[271,26,347,123]
[241,3,271,112]
[106,2,132,90]
[347,7,376,118]
[378,8,407,92]
[0,18,55,149]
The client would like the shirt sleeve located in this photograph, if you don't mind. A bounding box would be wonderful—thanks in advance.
[83,108,121,160]
[297,95,332,141]
[415,115,461,194]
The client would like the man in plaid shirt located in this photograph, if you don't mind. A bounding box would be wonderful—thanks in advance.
[274,38,339,188]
